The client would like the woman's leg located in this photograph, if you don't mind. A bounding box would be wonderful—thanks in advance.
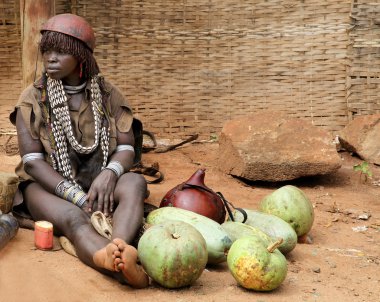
[107,172,149,287]
[112,172,147,242]
[24,182,108,266]
[23,182,148,288]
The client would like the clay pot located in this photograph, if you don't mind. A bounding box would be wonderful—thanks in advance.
[160,169,226,223]
[0,214,19,239]
[0,220,12,250]
[0,214,19,250]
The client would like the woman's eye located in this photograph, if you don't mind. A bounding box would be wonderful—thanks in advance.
[49,48,64,55]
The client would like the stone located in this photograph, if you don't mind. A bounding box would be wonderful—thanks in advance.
[312,267,321,273]
[338,114,380,165]
[217,111,342,182]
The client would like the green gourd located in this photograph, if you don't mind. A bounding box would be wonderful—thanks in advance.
[146,207,232,264]
[232,209,297,254]
[259,185,314,236]
[221,221,273,245]
[138,220,207,288]
[227,236,287,291]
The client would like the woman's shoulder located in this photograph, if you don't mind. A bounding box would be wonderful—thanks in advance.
[18,78,44,105]
[10,77,44,126]
[101,78,121,95]
[100,77,130,107]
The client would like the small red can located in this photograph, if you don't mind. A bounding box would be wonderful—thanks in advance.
[34,221,53,250]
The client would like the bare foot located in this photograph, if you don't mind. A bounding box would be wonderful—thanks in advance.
[93,241,120,271]
[93,239,149,288]
[112,238,150,289]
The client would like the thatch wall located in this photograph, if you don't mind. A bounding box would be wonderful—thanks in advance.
[0,0,22,112]
[347,0,380,118]
[1,1,379,139]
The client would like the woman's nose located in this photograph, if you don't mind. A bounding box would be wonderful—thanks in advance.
[46,51,58,63]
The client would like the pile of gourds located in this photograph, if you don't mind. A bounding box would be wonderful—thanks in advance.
[138,169,315,291]
[0,167,315,292]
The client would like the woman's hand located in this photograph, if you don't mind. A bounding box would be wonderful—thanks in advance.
[87,169,118,216]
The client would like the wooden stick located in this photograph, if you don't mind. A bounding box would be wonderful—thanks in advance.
[154,134,199,153]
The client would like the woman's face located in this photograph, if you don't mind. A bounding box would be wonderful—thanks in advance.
[43,50,81,84]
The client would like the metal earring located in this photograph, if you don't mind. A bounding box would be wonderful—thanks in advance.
[79,63,83,78]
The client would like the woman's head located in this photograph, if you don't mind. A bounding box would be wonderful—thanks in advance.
[39,14,99,80]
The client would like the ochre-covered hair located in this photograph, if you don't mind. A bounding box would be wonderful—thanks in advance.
[39,31,100,78]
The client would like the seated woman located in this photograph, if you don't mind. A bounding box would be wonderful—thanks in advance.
[10,13,149,288]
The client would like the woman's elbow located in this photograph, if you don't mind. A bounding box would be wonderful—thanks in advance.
[23,160,42,176]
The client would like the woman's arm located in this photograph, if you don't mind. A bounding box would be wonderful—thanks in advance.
[107,127,135,172]
[17,109,88,209]
[16,109,64,193]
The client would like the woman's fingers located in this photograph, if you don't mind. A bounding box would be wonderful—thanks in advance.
[109,192,115,215]
[87,189,97,212]
[96,192,105,212]
[97,191,112,216]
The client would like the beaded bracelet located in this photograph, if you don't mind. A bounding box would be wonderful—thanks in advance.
[55,180,87,208]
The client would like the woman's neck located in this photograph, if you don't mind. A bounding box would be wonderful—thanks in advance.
[62,77,84,86]
[62,66,84,86]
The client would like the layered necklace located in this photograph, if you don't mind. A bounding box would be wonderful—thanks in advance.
[47,76,110,183]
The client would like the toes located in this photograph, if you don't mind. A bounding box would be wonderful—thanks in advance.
[113,250,121,258]
[105,242,119,256]
[117,262,125,271]
[112,238,126,247]
[114,258,124,272]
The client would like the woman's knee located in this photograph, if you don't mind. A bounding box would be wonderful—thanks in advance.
[120,172,147,191]
[115,172,147,200]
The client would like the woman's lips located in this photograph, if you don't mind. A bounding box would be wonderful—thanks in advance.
[46,67,60,73]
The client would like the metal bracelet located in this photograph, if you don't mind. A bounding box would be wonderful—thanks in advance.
[22,152,45,165]
[55,180,72,198]
[116,144,135,153]
[104,161,124,178]
[72,189,87,208]
[55,179,87,208]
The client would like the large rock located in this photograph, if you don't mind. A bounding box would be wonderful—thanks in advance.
[217,111,341,182]
[338,114,380,165]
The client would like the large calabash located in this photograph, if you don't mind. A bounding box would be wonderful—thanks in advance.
[160,169,226,224]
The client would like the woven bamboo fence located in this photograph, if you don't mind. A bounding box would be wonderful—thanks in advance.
[347,0,380,117]
[0,0,21,114]
[1,0,378,139]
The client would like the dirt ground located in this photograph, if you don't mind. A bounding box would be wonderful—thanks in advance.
[0,104,379,302]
